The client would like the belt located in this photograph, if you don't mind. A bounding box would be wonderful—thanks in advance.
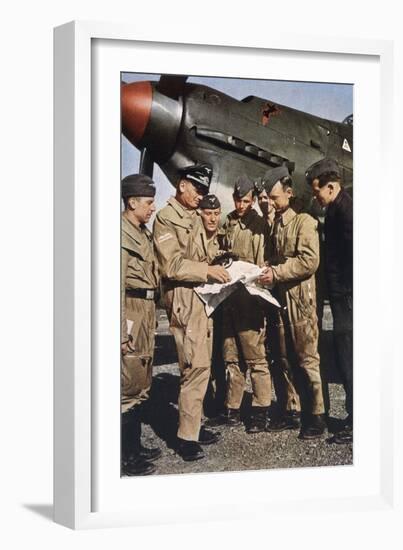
[125,288,158,300]
[162,279,196,291]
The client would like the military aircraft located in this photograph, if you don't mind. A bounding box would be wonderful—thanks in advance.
[121,74,353,215]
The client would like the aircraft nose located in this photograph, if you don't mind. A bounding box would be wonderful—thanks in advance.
[122,81,183,164]
[121,81,153,145]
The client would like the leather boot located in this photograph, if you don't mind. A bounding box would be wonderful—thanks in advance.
[332,414,353,444]
[298,413,327,440]
[198,426,221,445]
[134,401,162,461]
[332,429,353,444]
[265,411,301,432]
[139,444,162,462]
[204,408,241,427]
[177,439,205,461]
[121,407,156,476]
[246,407,268,434]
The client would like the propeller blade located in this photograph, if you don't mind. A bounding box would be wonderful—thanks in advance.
[156,74,188,99]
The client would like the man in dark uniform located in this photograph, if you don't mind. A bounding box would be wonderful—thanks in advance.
[306,158,353,443]
[121,174,162,476]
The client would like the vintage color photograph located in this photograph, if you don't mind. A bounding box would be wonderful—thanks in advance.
[120,72,353,476]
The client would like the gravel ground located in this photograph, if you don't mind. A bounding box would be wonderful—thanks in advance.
[130,308,353,477]
[139,368,352,477]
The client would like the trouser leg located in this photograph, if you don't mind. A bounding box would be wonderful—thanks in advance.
[244,358,271,408]
[121,353,153,413]
[209,306,226,414]
[315,262,330,412]
[225,361,246,410]
[333,331,353,416]
[224,354,271,411]
[222,306,246,409]
[121,406,141,463]
[331,295,353,417]
[171,324,212,441]
[121,297,155,413]
[121,405,157,475]
[223,297,272,410]
[268,310,301,413]
[177,366,211,440]
[290,318,325,416]
[121,356,152,468]
[238,319,271,407]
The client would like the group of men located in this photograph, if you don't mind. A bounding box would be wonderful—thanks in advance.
[120,157,353,476]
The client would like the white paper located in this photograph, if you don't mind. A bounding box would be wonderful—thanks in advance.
[195,260,280,315]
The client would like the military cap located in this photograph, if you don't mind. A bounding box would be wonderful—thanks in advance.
[262,165,290,193]
[121,174,156,198]
[233,174,255,198]
[178,163,213,189]
[254,177,265,194]
[199,194,221,210]
[305,158,341,182]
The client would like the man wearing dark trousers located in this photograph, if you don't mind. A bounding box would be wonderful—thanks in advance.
[306,158,353,443]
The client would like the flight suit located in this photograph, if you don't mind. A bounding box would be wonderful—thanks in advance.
[268,208,325,416]
[153,197,218,441]
[121,214,159,413]
[222,209,272,410]
[258,211,301,417]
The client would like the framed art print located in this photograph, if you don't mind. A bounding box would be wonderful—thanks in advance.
[54,21,395,529]
[119,71,353,473]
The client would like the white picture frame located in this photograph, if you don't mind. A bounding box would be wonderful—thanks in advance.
[54,21,397,530]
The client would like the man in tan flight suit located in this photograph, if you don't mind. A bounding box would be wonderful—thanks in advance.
[255,176,275,227]
[255,172,301,433]
[217,175,272,433]
[198,195,227,419]
[259,166,326,439]
[153,165,231,461]
[121,174,161,476]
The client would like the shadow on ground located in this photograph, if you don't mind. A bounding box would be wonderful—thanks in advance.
[23,504,53,522]
[154,334,178,366]
[141,372,180,450]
